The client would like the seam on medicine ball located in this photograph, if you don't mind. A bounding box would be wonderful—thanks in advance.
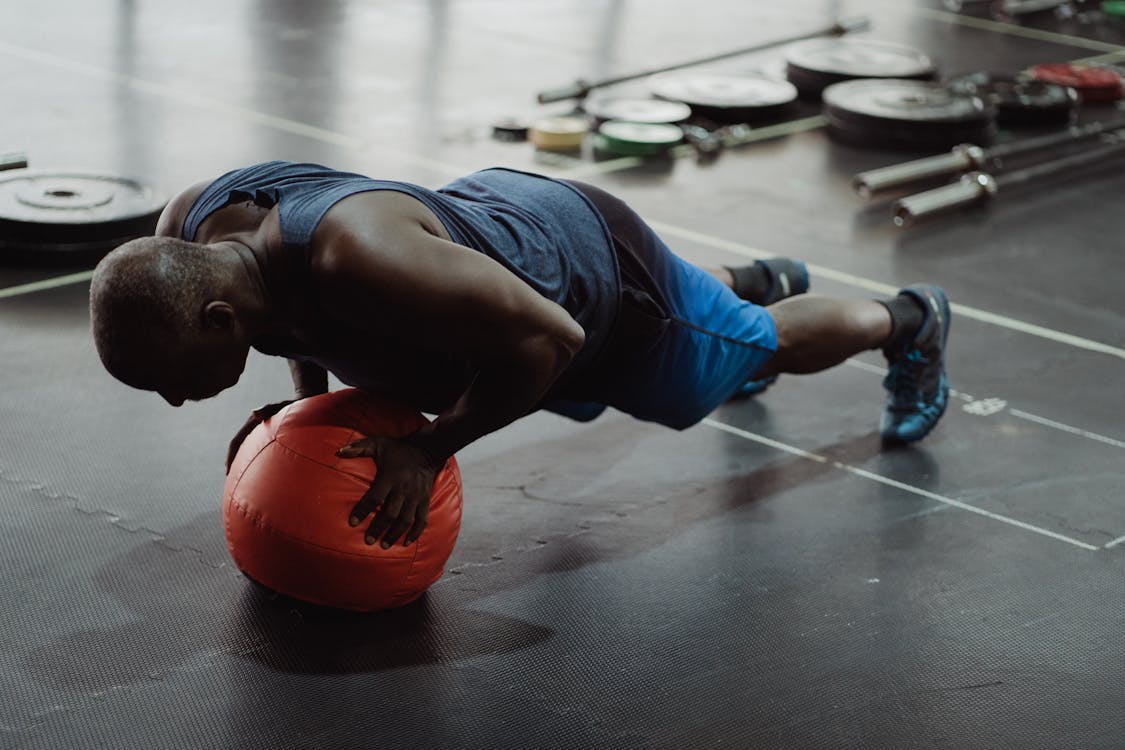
[226,497,397,561]
[393,529,424,601]
[273,426,373,484]
[227,436,278,493]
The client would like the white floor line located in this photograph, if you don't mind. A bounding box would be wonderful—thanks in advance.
[0,271,95,300]
[702,417,1100,552]
[1070,49,1125,65]
[1104,535,1125,549]
[843,359,886,377]
[844,360,1125,450]
[1009,409,1125,450]
[913,7,1125,53]
[648,221,1125,362]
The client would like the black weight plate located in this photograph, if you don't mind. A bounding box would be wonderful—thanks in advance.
[0,170,167,266]
[825,111,996,150]
[824,79,993,125]
[823,79,995,150]
[491,118,531,142]
[785,38,936,96]
[949,72,1077,126]
[583,97,692,124]
[649,73,798,123]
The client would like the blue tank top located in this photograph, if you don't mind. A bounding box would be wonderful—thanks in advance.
[181,161,621,374]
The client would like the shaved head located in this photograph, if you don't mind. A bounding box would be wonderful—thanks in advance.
[90,237,224,387]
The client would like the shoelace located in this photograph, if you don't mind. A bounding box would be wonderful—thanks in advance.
[886,350,929,406]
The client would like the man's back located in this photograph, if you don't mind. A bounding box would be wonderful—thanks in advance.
[154,161,620,411]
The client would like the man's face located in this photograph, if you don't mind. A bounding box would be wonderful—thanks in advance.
[125,333,247,407]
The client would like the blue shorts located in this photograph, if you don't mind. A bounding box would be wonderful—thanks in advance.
[544,182,777,430]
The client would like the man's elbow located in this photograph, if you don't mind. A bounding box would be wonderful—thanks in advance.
[521,319,585,373]
[557,317,586,360]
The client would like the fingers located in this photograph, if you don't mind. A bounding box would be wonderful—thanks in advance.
[350,482,427,549]
[251,399,294,422]
[405,503,430,545]
[337,437,377,459]
[226,436,239,472]
[368,490,410,548]
[226,419,261,471]
[228,402,292,472]
[337,436,433,548]
[348,476,389,533]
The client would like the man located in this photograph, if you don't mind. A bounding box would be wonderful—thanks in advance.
[90,161,950,552]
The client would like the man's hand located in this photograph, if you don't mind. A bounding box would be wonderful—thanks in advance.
[336,435,442,548]
[225,400,294,472]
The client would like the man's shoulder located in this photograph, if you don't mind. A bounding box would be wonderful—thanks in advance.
[153,179,213,237]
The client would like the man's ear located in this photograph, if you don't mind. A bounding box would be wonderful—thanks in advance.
[201,301,236,330]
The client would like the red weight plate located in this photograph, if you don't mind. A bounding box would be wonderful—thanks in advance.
[1029,63,1123,92]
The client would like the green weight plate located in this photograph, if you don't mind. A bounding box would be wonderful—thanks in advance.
[596,121,684,156]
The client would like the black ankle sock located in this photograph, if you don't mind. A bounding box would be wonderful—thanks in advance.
[724,263,770,304]
[878,293,926,356]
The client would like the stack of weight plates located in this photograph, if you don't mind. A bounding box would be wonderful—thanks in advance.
[785,38,937,97]
[1029,63,1125,103]
[649,73,799,123]
[949,71,1078,126]
[822,79,996,151]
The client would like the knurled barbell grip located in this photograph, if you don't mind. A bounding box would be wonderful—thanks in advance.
[853,145,984,198]
[893,172,998,227]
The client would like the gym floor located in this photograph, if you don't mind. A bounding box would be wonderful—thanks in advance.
[3,1,1124,747]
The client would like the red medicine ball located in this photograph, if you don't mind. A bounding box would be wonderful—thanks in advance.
[223,389,463,611]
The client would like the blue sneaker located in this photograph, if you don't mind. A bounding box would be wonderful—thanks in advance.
[880,284,952,444]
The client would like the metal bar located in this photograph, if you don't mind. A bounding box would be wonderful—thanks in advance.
[536,16,870,104]
[853,117,1125,196]
[893,135,1125,225]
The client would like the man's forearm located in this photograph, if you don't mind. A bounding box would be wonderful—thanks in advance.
[406,331,581,464]
[288,359,329,399]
